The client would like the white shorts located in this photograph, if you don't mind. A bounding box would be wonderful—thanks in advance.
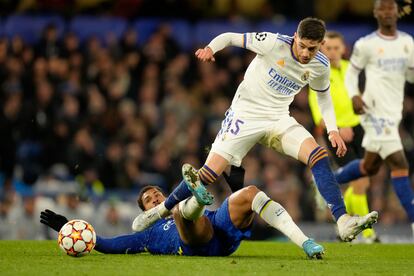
[210,110,313,166]
[360,115,403,159]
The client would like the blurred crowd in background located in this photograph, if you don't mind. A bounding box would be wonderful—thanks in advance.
[1,1,414,240]
[0,0,398,22]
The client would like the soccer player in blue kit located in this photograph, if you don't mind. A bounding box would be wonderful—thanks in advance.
[40,165,324,258]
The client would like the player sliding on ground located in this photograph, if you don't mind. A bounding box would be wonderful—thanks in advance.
[133,17,378,242]
[40,168,324,258]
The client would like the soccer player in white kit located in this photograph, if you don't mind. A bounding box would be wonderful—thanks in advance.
[135,18,378,242]
[335,0,414,236]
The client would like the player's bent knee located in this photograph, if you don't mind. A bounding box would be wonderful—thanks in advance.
[235,185,260,205]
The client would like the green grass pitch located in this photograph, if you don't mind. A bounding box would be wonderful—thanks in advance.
[0,241,413,275]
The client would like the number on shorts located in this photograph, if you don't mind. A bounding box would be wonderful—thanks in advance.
[230,119,245,135]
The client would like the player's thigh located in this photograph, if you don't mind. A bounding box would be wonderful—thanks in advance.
[173,209,213,245]
[211,114,267,167]
[385,150,409,170]
[362,151,383,175]
[260,116,313,162]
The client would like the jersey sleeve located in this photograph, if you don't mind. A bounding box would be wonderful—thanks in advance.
[309,66,330,93]
[308,88,323,126]
[243,32,278,55]
[349,38,369,70]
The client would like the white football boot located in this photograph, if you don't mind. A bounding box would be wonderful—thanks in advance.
[337,211,379,242]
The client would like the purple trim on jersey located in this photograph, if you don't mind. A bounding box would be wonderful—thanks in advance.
[277,37,291,45]
[315,55,329,67]
[316,52,329,64]
[310,85,330,93]
[290,41,300,62]
[277,35,293,45]
[243,33,247,48]
[350,62,363,71]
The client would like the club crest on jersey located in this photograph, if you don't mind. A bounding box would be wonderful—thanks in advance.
[255,32,267,41]
[276,59,285,68]
[301,71,310,81]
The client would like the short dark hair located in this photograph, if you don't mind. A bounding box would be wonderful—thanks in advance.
[137,185,164,211]
[375,0,396,8]
[325,31,345,43]
[297,17,326,42]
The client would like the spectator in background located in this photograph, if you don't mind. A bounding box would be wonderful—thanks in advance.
[13,195,44,239]
[36,24,61,59]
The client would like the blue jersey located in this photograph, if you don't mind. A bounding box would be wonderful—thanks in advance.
[145,218,181,254]
[94,199,251,256]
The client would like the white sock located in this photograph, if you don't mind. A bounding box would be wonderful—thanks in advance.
[178,196,205,221]
[157,202,170,217]
[252,191,308,247]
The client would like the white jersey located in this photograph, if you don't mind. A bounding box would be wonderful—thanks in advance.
[350,31,414,122]
[230,32,330,119]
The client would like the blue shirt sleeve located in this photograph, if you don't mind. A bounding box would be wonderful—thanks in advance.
[94,231,149,254]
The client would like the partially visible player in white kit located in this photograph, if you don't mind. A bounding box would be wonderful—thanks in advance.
[134,17,378,242]
[334,0,414,236]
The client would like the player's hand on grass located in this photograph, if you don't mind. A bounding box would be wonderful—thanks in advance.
[40,209,68,232]
[328,130,347,157]
[195,47,215,62]
[339,127,354,143]
[352,96,368,115]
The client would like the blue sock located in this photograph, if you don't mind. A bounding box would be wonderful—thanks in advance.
[309,146,347,221]
[164,180,192,210]
[95,233,147,254]
[335,159,364,184]
[391,173,414,222]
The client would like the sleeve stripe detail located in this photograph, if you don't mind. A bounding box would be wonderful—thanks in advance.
[350,62,363,71]
[316,52,329,63]
[277,36,292,45]
[243,33,247,48]
[310,85,330,93]
[314,56,329,67]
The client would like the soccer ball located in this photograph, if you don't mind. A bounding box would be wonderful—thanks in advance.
[58,219,96,257]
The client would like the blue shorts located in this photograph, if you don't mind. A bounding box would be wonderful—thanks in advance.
[180,198,251,256]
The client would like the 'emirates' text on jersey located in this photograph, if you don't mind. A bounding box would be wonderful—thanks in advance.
[350,31,414,122]
[231,32,330,119]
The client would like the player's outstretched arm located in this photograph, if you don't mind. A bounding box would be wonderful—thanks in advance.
[195,32,244,62]
[328,130,347,158]
[315,90,347,157]
[40,209,68,232]
[40,209,148,254]
[195,47,215,62]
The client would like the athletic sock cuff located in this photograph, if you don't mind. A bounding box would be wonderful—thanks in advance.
[199,165,218,185]
[308,146,328,168]
[252,191,271,215]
